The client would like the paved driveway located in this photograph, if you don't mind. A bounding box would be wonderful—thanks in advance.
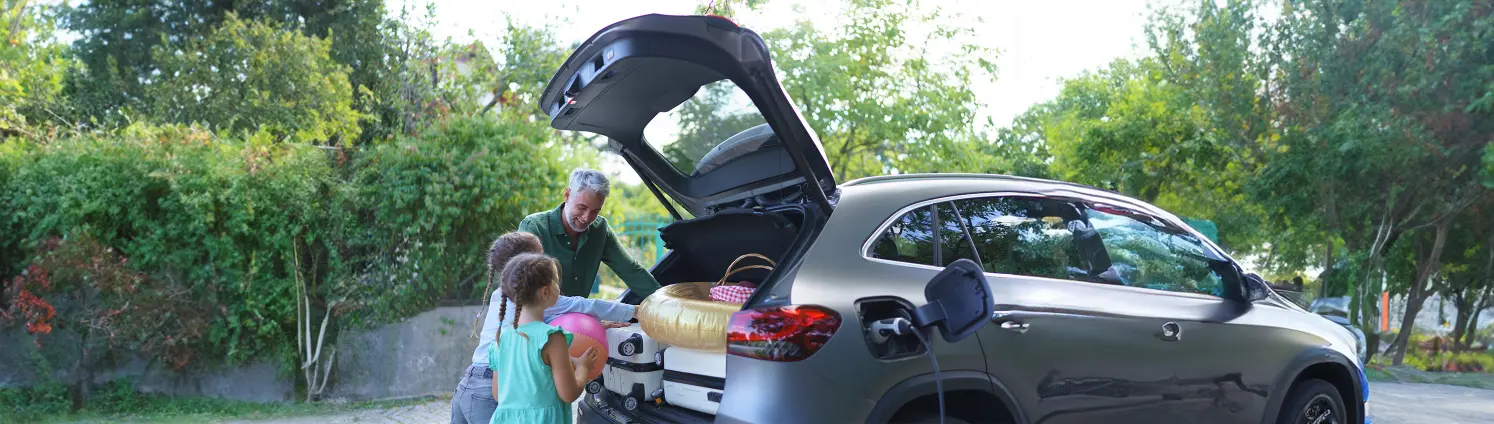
[223,382,1492,424]
[1370,381,1494,424]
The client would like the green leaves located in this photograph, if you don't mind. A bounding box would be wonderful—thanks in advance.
[760,0,996,181]
[0,0,74,138]
[142,14,363,145]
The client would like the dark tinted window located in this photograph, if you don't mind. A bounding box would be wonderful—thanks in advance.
[869,206,935,265]
[937,203,979,267]
[1084,204,1225,296]
[951,197,1085,280]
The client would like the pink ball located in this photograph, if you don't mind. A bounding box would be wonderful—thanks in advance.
[550,312,608,353]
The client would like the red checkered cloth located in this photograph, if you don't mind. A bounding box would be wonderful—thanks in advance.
[709,284,755,303]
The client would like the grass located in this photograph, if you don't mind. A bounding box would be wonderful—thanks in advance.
[1365,364,1494,390]
[1,381,444,424]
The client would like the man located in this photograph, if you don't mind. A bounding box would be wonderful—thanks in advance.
[518,168,662,300]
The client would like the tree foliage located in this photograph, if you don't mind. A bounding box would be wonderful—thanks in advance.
[0,0,74,138]
[142,14,364,144]
[762,0,997,181]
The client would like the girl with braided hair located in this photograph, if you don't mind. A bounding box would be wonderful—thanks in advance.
[451,232,636,424]
[485,252,598,423]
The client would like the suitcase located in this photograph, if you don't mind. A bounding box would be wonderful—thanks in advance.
[662,346,727,415]
[601,324,666,411]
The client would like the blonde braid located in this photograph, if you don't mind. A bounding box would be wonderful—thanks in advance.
[472,268,500,338]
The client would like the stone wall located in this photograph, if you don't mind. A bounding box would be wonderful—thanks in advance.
[1,305,487,403]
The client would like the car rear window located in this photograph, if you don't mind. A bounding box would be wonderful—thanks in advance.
[641,80,770,176]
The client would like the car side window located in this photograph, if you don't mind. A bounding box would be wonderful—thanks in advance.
[1083,203,1225,297]
[869,203,979,267]
[869,206,936,266]
[951,197,1085,281]
[937,203,980,267]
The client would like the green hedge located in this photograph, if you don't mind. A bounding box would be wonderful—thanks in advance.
[0,114,569,367]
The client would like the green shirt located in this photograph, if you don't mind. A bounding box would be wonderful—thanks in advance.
[517,204,661,299]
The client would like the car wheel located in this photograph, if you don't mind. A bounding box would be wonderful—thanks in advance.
[899,414,972,424]
[1277,379,1346,424]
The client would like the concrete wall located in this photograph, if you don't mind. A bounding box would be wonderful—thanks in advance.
[0,327,294,402]
[327,305,483,402]
[1,305,488,403]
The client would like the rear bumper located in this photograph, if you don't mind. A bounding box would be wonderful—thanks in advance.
[577,397,620,424]
[577,390,714,424]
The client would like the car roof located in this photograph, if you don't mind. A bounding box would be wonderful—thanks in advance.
[834,173,1236,261]
[841,173,1153,212]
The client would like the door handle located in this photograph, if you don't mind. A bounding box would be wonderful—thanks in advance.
[1000,321,1030,333]
[1156,321,1182,342]
[992,311,1030,333]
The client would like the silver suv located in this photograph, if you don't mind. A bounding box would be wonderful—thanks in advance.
[543,14,1370,424]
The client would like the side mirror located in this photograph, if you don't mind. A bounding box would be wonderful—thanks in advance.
[911,259,994,342]
[1243,273,1271,302]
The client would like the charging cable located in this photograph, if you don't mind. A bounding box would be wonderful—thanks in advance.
[870,314,944,424]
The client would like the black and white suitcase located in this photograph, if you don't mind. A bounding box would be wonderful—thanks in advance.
[662,346,727,415]
[600,324,666,411]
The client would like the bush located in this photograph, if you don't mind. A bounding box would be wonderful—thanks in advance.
[3,124,350,365]
[345,113,569,325]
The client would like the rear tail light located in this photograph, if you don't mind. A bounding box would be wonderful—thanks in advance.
[726,305,841,362]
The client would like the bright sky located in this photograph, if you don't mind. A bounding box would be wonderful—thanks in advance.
[403,0,1175,128]
[394,0,1178,182]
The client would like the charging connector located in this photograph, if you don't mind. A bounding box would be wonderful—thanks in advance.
[868,317,913,344]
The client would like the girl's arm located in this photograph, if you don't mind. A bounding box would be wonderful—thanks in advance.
[542,332,595,403]
[543,296,637,323]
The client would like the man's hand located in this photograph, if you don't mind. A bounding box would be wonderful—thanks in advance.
[600,320,631,329]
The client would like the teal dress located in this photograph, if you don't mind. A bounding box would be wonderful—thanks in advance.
[488,321,574,424]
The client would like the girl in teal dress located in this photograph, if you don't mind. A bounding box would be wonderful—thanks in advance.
[487,253,600,424]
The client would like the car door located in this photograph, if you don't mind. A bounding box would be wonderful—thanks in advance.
[1079,202,1269,423]
[948,195,1203,424]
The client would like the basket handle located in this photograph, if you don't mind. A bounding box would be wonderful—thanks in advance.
[724,253,777,271]
[715,265,775,287]
[714,253,777,287]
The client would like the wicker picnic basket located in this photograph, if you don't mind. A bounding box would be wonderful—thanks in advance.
[638,254,776,352]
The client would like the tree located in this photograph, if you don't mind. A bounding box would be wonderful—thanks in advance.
[761,0,997,181]
[141,14,364,144]
[0,0,74,138]
[59,0,400,137]
[2,234,211,410]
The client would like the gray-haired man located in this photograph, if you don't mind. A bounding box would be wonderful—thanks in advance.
[517,168,662,299]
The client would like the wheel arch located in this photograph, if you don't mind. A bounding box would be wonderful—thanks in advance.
[1261,348,1366,424]
[867,370,1026,424]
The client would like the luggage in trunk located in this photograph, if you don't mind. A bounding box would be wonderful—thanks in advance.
[603,324,666,411]
[662,346,727,416]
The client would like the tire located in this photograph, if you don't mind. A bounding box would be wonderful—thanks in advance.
[898,414,972,424]
[1277,379,1346,424]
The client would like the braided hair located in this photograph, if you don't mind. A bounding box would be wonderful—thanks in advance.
[497,253,560,341]
[472,232,544,338]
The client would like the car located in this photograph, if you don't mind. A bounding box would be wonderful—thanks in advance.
[1274,291,1370,363]
[540,13,1370,424]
